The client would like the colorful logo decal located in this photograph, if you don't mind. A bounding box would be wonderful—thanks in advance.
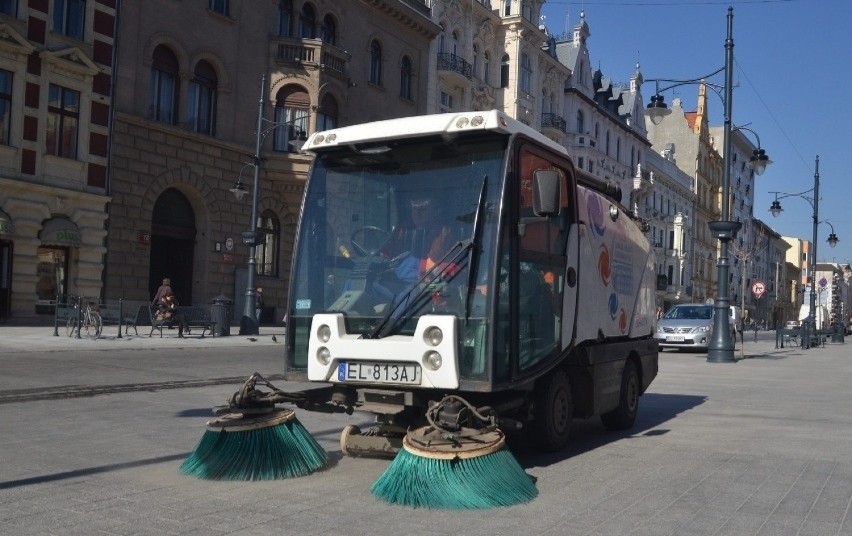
[608,293,618,319]
[587,194,607,237]
[618,308,628,333]
[598,243,612,287]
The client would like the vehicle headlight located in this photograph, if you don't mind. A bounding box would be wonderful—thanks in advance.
[316,346,331,365]
[693,325,710,333]
[317,324,331,343]
[424,326,443,346]
[423,351,442,371]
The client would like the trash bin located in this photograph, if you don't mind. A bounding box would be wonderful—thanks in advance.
[211,294,233,336]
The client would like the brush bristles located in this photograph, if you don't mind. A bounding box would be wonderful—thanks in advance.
[370,447,537,509]
[180,418,327,480]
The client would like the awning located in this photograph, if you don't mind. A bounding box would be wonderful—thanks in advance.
[39,216,81,247]
[0,208,12,236]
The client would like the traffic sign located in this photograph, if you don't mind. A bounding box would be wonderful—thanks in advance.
[751,280,766,298]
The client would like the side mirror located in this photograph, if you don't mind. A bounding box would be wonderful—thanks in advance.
[532,169,561,217]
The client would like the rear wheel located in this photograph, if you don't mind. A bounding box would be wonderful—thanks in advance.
[529,368,572,452]
[601,360,639,431]
[84,312,103,339]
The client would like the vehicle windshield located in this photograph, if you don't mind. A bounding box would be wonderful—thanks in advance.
[289,133,505,342]
[664,305,713,320]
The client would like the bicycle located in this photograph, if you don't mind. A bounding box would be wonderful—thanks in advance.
[65,295,103,339]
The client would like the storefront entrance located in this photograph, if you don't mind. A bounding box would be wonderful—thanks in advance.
[148,188,196,305]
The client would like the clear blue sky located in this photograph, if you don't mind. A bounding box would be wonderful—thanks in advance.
[540,0,852,266]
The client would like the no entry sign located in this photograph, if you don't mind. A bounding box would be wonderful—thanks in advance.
[751,280,766,298]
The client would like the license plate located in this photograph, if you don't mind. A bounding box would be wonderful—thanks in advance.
[337,361,421,385]
[668,335,685,342]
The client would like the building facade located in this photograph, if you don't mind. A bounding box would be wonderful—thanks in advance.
[0,0,115,322]
[103,0,437,321]
[645,88,721,305]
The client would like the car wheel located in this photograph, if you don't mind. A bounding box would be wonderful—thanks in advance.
[601,360,639,431]
[529,368,572,452]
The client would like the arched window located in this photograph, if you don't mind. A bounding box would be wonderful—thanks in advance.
[450,31,459,56]
[483,52,490,85]
[187,60,217,135]
[400,56,413,100]
[503,0,511,16]
[369,40,382,86]
[605,130,610,155]
[317,93,338,131]
[500,54,509,88]
[255,210,280,277]
[298,3,315,38]
[472,44,479,78]
[149,45,179,124]
[278,0,292,37]
[438,24,446,53]
[273,85,309,153]
[576,110,584,134]
[616,137,621,161]
[320,14,336,44]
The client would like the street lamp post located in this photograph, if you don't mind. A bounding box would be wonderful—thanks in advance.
[231,74,308,335]
[645,8,770,363]
[769,155,840,348]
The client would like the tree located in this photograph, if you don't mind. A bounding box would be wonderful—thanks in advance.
[729,224,769,359]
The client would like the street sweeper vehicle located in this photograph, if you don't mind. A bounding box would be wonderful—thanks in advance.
[278,109,658,459]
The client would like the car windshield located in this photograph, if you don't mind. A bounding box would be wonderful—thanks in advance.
[664,306,712,320]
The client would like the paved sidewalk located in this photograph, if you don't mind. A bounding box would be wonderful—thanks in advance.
[1,324,284,352]
[2,329,851,535]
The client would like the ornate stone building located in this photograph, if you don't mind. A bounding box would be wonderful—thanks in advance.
[0,1,115,322]
[103,0,437,320]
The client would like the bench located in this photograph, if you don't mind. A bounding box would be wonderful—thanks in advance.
[775,328,800,348]
[148,305,214,338]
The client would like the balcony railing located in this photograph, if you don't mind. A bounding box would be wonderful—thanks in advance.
[272,38,349,79]
[437,52,472,80]
[541,112,567,133]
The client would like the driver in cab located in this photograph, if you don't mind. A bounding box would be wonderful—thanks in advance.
[383,196,456,285]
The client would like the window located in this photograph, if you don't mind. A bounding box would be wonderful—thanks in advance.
[1,0,16,16]
[0,69,10,146]
[316,94,338,131]
[520,53,531,93]
[399,56,412,100]
[521,0,532,21]
[320,14,336,45]
[369,40,382,86]
[208,0,228,16]
[149,45,179,124]
[53,0,85,41]
[503,0,511,16]
[187,60,217,136]
[298,3,315,38]
[255,210,280,277]
[439,91,453,112]
[500,54,509,88]
[576,110,584,135]
[46,84,79,159]
[273,85,309,153]
[278,0,292,36]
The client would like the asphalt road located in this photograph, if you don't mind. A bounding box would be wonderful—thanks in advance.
[2,328,851,535]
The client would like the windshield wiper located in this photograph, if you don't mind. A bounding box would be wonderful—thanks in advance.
[366,177,488,339]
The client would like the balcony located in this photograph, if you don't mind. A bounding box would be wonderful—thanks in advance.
[271,37,350,81]
[541,112,567,137]
[437,52,472,84]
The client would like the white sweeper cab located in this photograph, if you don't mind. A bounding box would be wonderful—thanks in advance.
[281,110,658,456]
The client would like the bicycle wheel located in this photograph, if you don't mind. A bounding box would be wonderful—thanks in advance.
[84,312,103,339]
[66,315,78,337]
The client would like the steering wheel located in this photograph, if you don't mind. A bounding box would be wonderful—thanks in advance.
[350,226,393,257]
